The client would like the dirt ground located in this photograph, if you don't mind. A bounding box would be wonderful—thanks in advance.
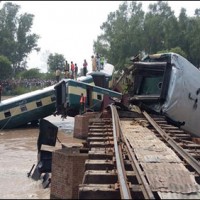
[0,97,85,199]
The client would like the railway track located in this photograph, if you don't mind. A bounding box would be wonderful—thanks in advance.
[78,105,200,199]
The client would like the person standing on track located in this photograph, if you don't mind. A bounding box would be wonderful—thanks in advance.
[79,93,86,115]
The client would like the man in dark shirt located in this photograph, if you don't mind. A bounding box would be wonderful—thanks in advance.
[83,59,88,76]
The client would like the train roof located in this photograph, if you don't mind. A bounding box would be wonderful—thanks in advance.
[56,79,122,96]
[139,52,199,73]
[87,63,114,77]
[142,52,190,64]
[0,85,55,106]
[76,75,93,82]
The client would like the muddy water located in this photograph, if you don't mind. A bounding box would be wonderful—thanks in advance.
[0,111,84,199]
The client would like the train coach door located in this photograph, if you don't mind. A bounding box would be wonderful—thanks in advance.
[86,86,93,110]
[55,81,66,110]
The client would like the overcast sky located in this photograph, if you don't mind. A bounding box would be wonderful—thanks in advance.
[2,1,200,73]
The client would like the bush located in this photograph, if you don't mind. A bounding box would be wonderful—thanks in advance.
[0,55,12,80]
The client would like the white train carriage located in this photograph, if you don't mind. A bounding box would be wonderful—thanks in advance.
[129,52,200,137]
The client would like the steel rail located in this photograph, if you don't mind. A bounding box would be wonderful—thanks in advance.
[143,111,200,175]
[110,105,132,199]
[115,108,155,199]
[121,132,155,199]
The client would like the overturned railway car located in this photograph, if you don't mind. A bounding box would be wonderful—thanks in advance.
[54,79,122,118]
[0,63,119,129]
[129,52,200,137]
[0,85,56,129]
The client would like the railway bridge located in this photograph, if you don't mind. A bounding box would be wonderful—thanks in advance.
[50,105,200,199]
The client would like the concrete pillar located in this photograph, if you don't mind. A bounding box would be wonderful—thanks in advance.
[50,146,88,199]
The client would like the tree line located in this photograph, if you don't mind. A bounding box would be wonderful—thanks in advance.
[93,1,200,70]
[0,2,40,80]
[0,2,66,81]
[0,1,200,81]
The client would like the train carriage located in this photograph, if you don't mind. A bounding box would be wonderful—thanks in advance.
[0,85,56,129]
[54,79,122,118]
[129,52,200,137]
[0,62,120,129]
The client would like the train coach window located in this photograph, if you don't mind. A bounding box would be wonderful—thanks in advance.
[4,111,11,118]
[20,104,27,112]
[36,100,42,107]
[97,94,102,100]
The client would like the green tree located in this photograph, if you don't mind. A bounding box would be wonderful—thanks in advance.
[128,2,145,58]
[186,16,200,68]
[0,2,40,74]
[0,55,12,80]
[177,8,190,57]
[93,1,200,70]
[20,68,42,79]
[94,1,144,70]
[143,1,176,54]
[47,53,66,73]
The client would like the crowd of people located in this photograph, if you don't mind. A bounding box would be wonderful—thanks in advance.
[55,53,105,82]
[0,78,57,96]
[0,53,106,98]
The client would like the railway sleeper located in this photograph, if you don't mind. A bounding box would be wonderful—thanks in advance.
[179,143,200,149]
[82,170,137,185]
[78,184,121,199]
[158,123,178,127]
[87,132,113,138]
[171,136,191,141]
[89,121,106,124]
[88,141,114,148]
[169,133,191,137]
[88,125,112,129]
[152,119,167,123]
[78,184,145,199]
[166,130,185,133]
[85,159,132,171]
[162,126,180,130]
[152,131,190,139]
[149,128,193,144]
[189,153,200,159]
[88,148,114,160]
[151,117,166,120]
[185,149,200,154]
[89,118,111,123]
[87,136,114,143]
[88,128,113,133]
[88,127,112,131]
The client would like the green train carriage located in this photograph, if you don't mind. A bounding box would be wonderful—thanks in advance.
[0,85,56,129]
[54,79,122,118]
[0,63,120,128]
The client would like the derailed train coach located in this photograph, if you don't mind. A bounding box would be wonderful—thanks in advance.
[0,85,56,129]
[54,79,122,118]
[128,52,200,138]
